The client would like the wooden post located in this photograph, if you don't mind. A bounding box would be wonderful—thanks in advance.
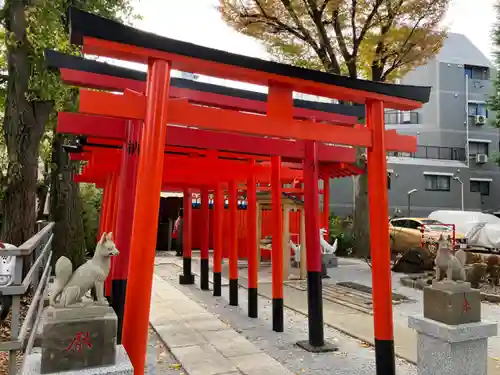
[366,100,395,375]
[229,180,238,306]
[213,183,223,296]
[282,204,290,280]
[111,120,140,344]
[180,187,194,284]
[122,59,171,375]
[200,187,210,290]
[303,140,324,347]
[257,203,262,271]
[105,172,119,298]
[300,208,307,280]
[247,169,258,317]
[323,176,330,233]
[271,155,284,332]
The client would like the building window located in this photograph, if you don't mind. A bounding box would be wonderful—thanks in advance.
[464,65,490,80]
[425,175,451,191]
[469,141,489,156]
[468,102,488,117]
[470,180,490,196]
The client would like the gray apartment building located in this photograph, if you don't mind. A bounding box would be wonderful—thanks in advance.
[330,33,500,218]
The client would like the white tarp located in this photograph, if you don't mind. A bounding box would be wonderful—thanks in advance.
[429,210,500,249]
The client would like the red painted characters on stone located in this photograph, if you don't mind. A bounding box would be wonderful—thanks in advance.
[463,295,471,313]
[65,332,93,352]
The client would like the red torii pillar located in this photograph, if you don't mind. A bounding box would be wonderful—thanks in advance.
[105,172,119,297]
[228,180,239,306]
[111,120,141,344]
[179,187,195,284]
[366,100,395,374]
[200,187,210,291]
[213,183,224,296]
[122,60,171,375]
[271,155,284,332]
[247,166,258,318]
[297,140,336,352]
[323,176,330,231]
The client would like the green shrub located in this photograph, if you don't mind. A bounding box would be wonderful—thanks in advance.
[80,183,102,254]
[329,215,355,255]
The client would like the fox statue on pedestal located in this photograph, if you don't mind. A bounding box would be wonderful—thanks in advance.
[49,232,119,307]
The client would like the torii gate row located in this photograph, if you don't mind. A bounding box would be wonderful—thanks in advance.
[77,90,418,152]
[75,145,361,187]
[48,52,417,156]
[56,8,431,373]
[46,49,365,125]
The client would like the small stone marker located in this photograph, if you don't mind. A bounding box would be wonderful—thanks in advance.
[40,305,117,374]
[409,280,497,375]
[423,280,480,325]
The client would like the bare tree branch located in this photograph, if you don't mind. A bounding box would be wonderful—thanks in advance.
[279,0,341,73]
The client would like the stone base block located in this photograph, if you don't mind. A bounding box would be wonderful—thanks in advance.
[423,281,480,325]
[323,254,338,268]
[409,316,497,375]
[41,306,117,374]
[179,274,195,285]
[22,345,132,375]
[296,340,338,353]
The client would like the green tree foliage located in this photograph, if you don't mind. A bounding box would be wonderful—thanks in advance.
[80,183,103,254]
[490,1,500,129]
[219,0,449,256]
[0,0,138,264]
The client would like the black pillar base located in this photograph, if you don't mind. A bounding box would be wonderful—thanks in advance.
[213,272,222,296]
[179,273,195,285]
[179,257,195,285]
[248,288,258,318]
[229,279,238,306]
[200,258,210,291]
[111,279,127,344]
[272,298,284,332]
[374,339,396,375]
[296,340,338,353]
[307,271,324,346]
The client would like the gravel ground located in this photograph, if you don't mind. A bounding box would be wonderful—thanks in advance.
[147,327,187,374]
[156,263,417,375]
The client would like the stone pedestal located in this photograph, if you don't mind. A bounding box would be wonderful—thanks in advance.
[409,280,497,375]
[408,316,496,375]
[22,345,132,375]
[423,281,480,325]
[40,305,117,374]
[323,254,338,268]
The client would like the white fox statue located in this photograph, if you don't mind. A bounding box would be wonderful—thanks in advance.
[435,234,466,282]
[50,232,119,307]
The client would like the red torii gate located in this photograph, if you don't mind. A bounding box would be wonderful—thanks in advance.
[52,8,431,375]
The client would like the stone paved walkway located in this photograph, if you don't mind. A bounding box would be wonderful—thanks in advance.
[156,252,500,374]
[154,255,417,374]
[150,273,293,375]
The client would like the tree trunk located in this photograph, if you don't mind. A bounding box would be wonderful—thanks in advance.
[36,183,49,221]
[353,174,370,257]
[37,162,50,221]
[1,0,53,245]
[49,134,86,268]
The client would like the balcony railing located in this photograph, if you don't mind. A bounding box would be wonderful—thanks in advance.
[384,111,419,124]
[388,145,466,161]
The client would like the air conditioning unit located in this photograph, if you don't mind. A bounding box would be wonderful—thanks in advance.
[475,115,486,125]
[476,153,488,164]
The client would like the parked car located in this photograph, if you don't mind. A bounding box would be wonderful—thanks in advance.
[389,217,467,253]
[429,210,500,251]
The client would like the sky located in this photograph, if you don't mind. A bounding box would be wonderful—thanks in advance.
[128,0,498,62]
